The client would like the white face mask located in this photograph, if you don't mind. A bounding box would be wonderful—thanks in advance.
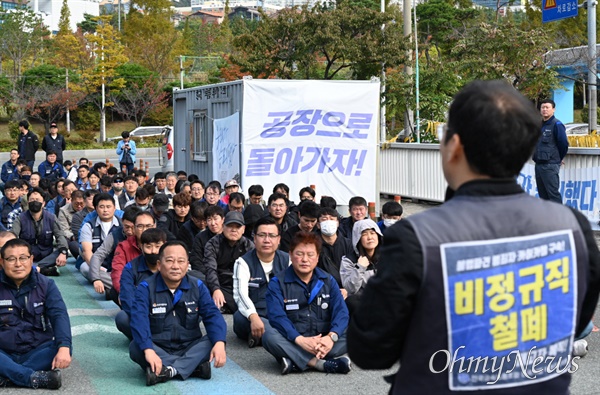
[383,218,398,227]
[320,220,338,236]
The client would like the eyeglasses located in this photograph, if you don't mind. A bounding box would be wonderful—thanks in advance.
[4,255,31,264]
[255,233,279,239]
[135,224,155,231]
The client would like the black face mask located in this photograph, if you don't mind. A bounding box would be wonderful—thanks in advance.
[144,253,160,267]
[21,175,31,181]
[29,201,43,213]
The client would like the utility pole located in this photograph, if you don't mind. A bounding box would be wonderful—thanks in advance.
[380,0,386,143]
[65,69,70,133]
[180,55,184,89]
[588,0,597,134]
[403,0,413,141]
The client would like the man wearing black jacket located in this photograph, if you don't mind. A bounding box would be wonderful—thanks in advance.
[41,122,66,165]
[348,80,600,394]
[17,120,39,169]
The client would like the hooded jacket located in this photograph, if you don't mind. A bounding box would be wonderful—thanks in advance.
[340,218,383,295]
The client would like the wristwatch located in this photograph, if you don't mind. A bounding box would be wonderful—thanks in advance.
[328,332,339,343]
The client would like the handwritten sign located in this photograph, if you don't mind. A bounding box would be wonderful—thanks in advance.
[212,112,240,184]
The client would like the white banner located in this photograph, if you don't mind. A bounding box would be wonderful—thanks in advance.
[212,113,240,185]
[241,79,380,205]
[518,163,599,222]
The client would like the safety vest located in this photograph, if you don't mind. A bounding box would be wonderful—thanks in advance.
[0,270,54,354]
[280,266,334,336]
[19,211,55,261]
[393,192,588,394]
[242,249,289,317]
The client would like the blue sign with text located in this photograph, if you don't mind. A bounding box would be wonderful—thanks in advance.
[542,0,578,23]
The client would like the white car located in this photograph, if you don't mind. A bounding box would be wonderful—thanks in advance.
[107,125,172,142]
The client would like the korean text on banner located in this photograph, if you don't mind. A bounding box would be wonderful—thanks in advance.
[441,230,577,390]
[241,79,380,205]
[212,112,240,185]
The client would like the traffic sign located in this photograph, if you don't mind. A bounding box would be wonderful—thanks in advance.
[543,0,578,23]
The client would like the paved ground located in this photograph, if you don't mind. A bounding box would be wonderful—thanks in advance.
[4,194,600,394]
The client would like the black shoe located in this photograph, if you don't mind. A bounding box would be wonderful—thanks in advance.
[40,266,60,277]
[248,334,261,348]
[323,356,352,374]
[219,305,232,314]
[280,357,293,375]
[30,369,61,389]
[145,366,171,386]
[0,377,13,387]
[191,361,211,380]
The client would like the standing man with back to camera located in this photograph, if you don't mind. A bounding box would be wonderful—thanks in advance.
[348,80,600,394]
[533,99,568,204]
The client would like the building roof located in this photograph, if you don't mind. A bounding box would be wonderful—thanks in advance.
[545,45,600,67]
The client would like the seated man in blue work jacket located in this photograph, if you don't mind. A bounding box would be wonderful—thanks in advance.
[115,228,167,340]
[129,240,227,386]
[0,239,72,389]
[263,231,351,375]
[233,216,289,347]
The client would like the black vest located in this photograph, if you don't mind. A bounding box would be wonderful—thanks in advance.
[242,249,289,317]
[0,271,54,354]
[19,211,55,261]
[129,255,154,287]
[394,192,588,394]
[91,220,123,270]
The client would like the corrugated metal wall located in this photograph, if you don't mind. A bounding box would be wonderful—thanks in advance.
[380,143,446,202]
[380,144,600,203]
[172,80,244,183]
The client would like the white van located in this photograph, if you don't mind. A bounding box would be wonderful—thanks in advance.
[158,126,174,172]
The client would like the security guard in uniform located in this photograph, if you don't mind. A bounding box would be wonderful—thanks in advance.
[129,241,227,386]
[348,80,600,394]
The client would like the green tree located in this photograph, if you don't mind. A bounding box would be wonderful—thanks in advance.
[232,4,407,80]
[16,64,82,126]
[0,7,49,82]
[123,0,184,77]
[80,16,128,141]
[451,20,559,100]
[77,13,98,33]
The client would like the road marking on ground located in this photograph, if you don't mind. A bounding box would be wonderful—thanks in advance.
[69,308,121,317]
[72,323,121,336]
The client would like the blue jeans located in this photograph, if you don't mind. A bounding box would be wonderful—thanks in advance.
[129,337,212,380]
[535,163,562,203]
[0,341,58,387]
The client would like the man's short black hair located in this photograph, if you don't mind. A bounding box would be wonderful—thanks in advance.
[299,200,320,219]
[188,174,199,182]
[204,205,224,219]
[190,179,205,189]
[540,99,556,108]
[121,131,130,139]
[78,165,90,172]
[268,193,287,206]
[100,175,113,187]
[134,210,155,224]
[123,205,142,223]
[93,192,115,208]
[248,184,264,197]
[135,187,149,200]
[348,196,367,209]
[382,201,403,217]
[254,215,281,235]
[141,228,167,245]
[18,120,29,129]
[84,189,100,199]
[190,200,208,220]
[229,192,245,205]
[299,186,316,199]
[27,187,45,200]
[446,80,540,178]
[319,207,339,219]
[1,238,31,258]
[4,180,19,190]
[154,172,166,180]
[177,170,187,177]
[46,150,57,157]
[207,180,221,193]
[135,169,146,177]
[93,162,107,171]
[320,196,337,209]
[273,183,289,195]
[107,167,118,176]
